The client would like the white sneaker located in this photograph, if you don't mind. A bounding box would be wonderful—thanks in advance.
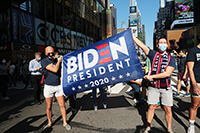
[94,105,98,111]
[187,125,195,133]
[103,103,107,109]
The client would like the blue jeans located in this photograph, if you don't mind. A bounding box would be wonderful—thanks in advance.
[92,87,106,105]
[130,82,141,101]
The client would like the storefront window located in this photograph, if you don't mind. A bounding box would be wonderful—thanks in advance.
[80,1,85,18]
[56,3,62,25]
[64,0,70,7]
[71,12,76,31]
[34,0,44,18]
[81,18,86,35]
[75,0,81,16]
[76,16,81,33]
[63,6,70,29]
[46,0,53,22]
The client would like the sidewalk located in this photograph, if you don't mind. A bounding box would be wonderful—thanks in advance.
[0,72,200,133]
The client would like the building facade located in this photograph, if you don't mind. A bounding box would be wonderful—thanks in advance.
[0,0,106,62]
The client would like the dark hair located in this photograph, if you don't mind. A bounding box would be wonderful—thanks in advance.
[181,49,186,54]
[196,32,200,43]
[35,52,41,56]
[0,57,5,65]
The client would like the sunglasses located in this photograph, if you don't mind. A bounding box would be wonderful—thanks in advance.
[47,52,55,56]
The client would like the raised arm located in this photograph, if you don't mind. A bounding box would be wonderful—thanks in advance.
[46,57,62,73]
[132,32,150,55]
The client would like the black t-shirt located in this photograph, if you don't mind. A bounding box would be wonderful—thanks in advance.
[178,56,186,73]
[41,58,61,86]
[187,46,200,83]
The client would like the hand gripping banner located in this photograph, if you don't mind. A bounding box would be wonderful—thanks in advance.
[62,29,144,96]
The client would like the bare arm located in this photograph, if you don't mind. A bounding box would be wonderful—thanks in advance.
[3,61,11,71]
[183,65,188,79]
[46,57,62,73]
[132,32,150,55]
[129,80,142,86]
[144,66,175,80]
[187,61,200,94]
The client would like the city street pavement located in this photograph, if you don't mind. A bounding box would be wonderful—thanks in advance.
[0,72,200,133]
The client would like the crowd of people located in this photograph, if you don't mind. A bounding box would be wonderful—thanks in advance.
[1,31,200,133]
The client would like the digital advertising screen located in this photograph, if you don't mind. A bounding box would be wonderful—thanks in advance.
[174,0,194,24]
[130,14,137,26]
[130,6,137,13]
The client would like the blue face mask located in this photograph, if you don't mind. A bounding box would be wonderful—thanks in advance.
[158,44,168,52]
[38,57,41,61]
[57,55,59,58]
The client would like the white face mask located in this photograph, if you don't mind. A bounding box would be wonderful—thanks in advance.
[2,60,6,64]
[158,44,168,52]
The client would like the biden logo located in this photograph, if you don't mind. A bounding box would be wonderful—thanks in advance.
[66,36,132,84]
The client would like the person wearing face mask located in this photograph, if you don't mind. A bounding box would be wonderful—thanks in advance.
[41,46,71,131]
[132,34,175,133]
[0,57,11,100]
[29,52,42,105]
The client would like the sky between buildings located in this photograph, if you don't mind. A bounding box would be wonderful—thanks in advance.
[110,0,160,49]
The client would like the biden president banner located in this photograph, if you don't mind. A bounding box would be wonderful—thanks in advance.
[62,29,144,96]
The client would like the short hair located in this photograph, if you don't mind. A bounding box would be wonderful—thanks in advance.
[196,32,200,43]
[181,49,186,54]
[157,37,167,44]
[35,52,41,56]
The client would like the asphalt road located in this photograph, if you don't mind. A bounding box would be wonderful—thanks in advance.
[0,74,200,133]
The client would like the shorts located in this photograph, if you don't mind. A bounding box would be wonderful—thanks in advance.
[147,86,173,107]
[178,72,188,82]
[44,84,63,98]
[190,83,200,98]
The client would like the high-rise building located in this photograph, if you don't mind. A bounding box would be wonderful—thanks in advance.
[160,0,165,8]
[110,3,117,35]
[129,0,138,37]
[0,0,106,61]
[121,20,126,28]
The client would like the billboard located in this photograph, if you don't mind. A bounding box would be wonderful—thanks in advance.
[171,0,194,28]
[130,14,137,26]
[21,12,33,44]
[167,29,188,52]
[130,6,137,13]
[62,29,144,96]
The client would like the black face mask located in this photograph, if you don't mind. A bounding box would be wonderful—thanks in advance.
[47,52,55,60]
[46,55,54,60]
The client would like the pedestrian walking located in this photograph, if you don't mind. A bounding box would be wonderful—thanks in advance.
[23,60,32,89]
[173,49,190,97]
[41,46,71,130]
[29,52,42,105]
[8,62,16,87]
[132,34,175,133]
[92,87,107,110]
[186,32,200,133]
[0,57,11,100]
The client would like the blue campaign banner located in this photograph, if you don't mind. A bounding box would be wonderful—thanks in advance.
[62,29,144,96]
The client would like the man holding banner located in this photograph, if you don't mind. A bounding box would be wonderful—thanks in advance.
[132,34,175,133]
[41,46,71,130]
